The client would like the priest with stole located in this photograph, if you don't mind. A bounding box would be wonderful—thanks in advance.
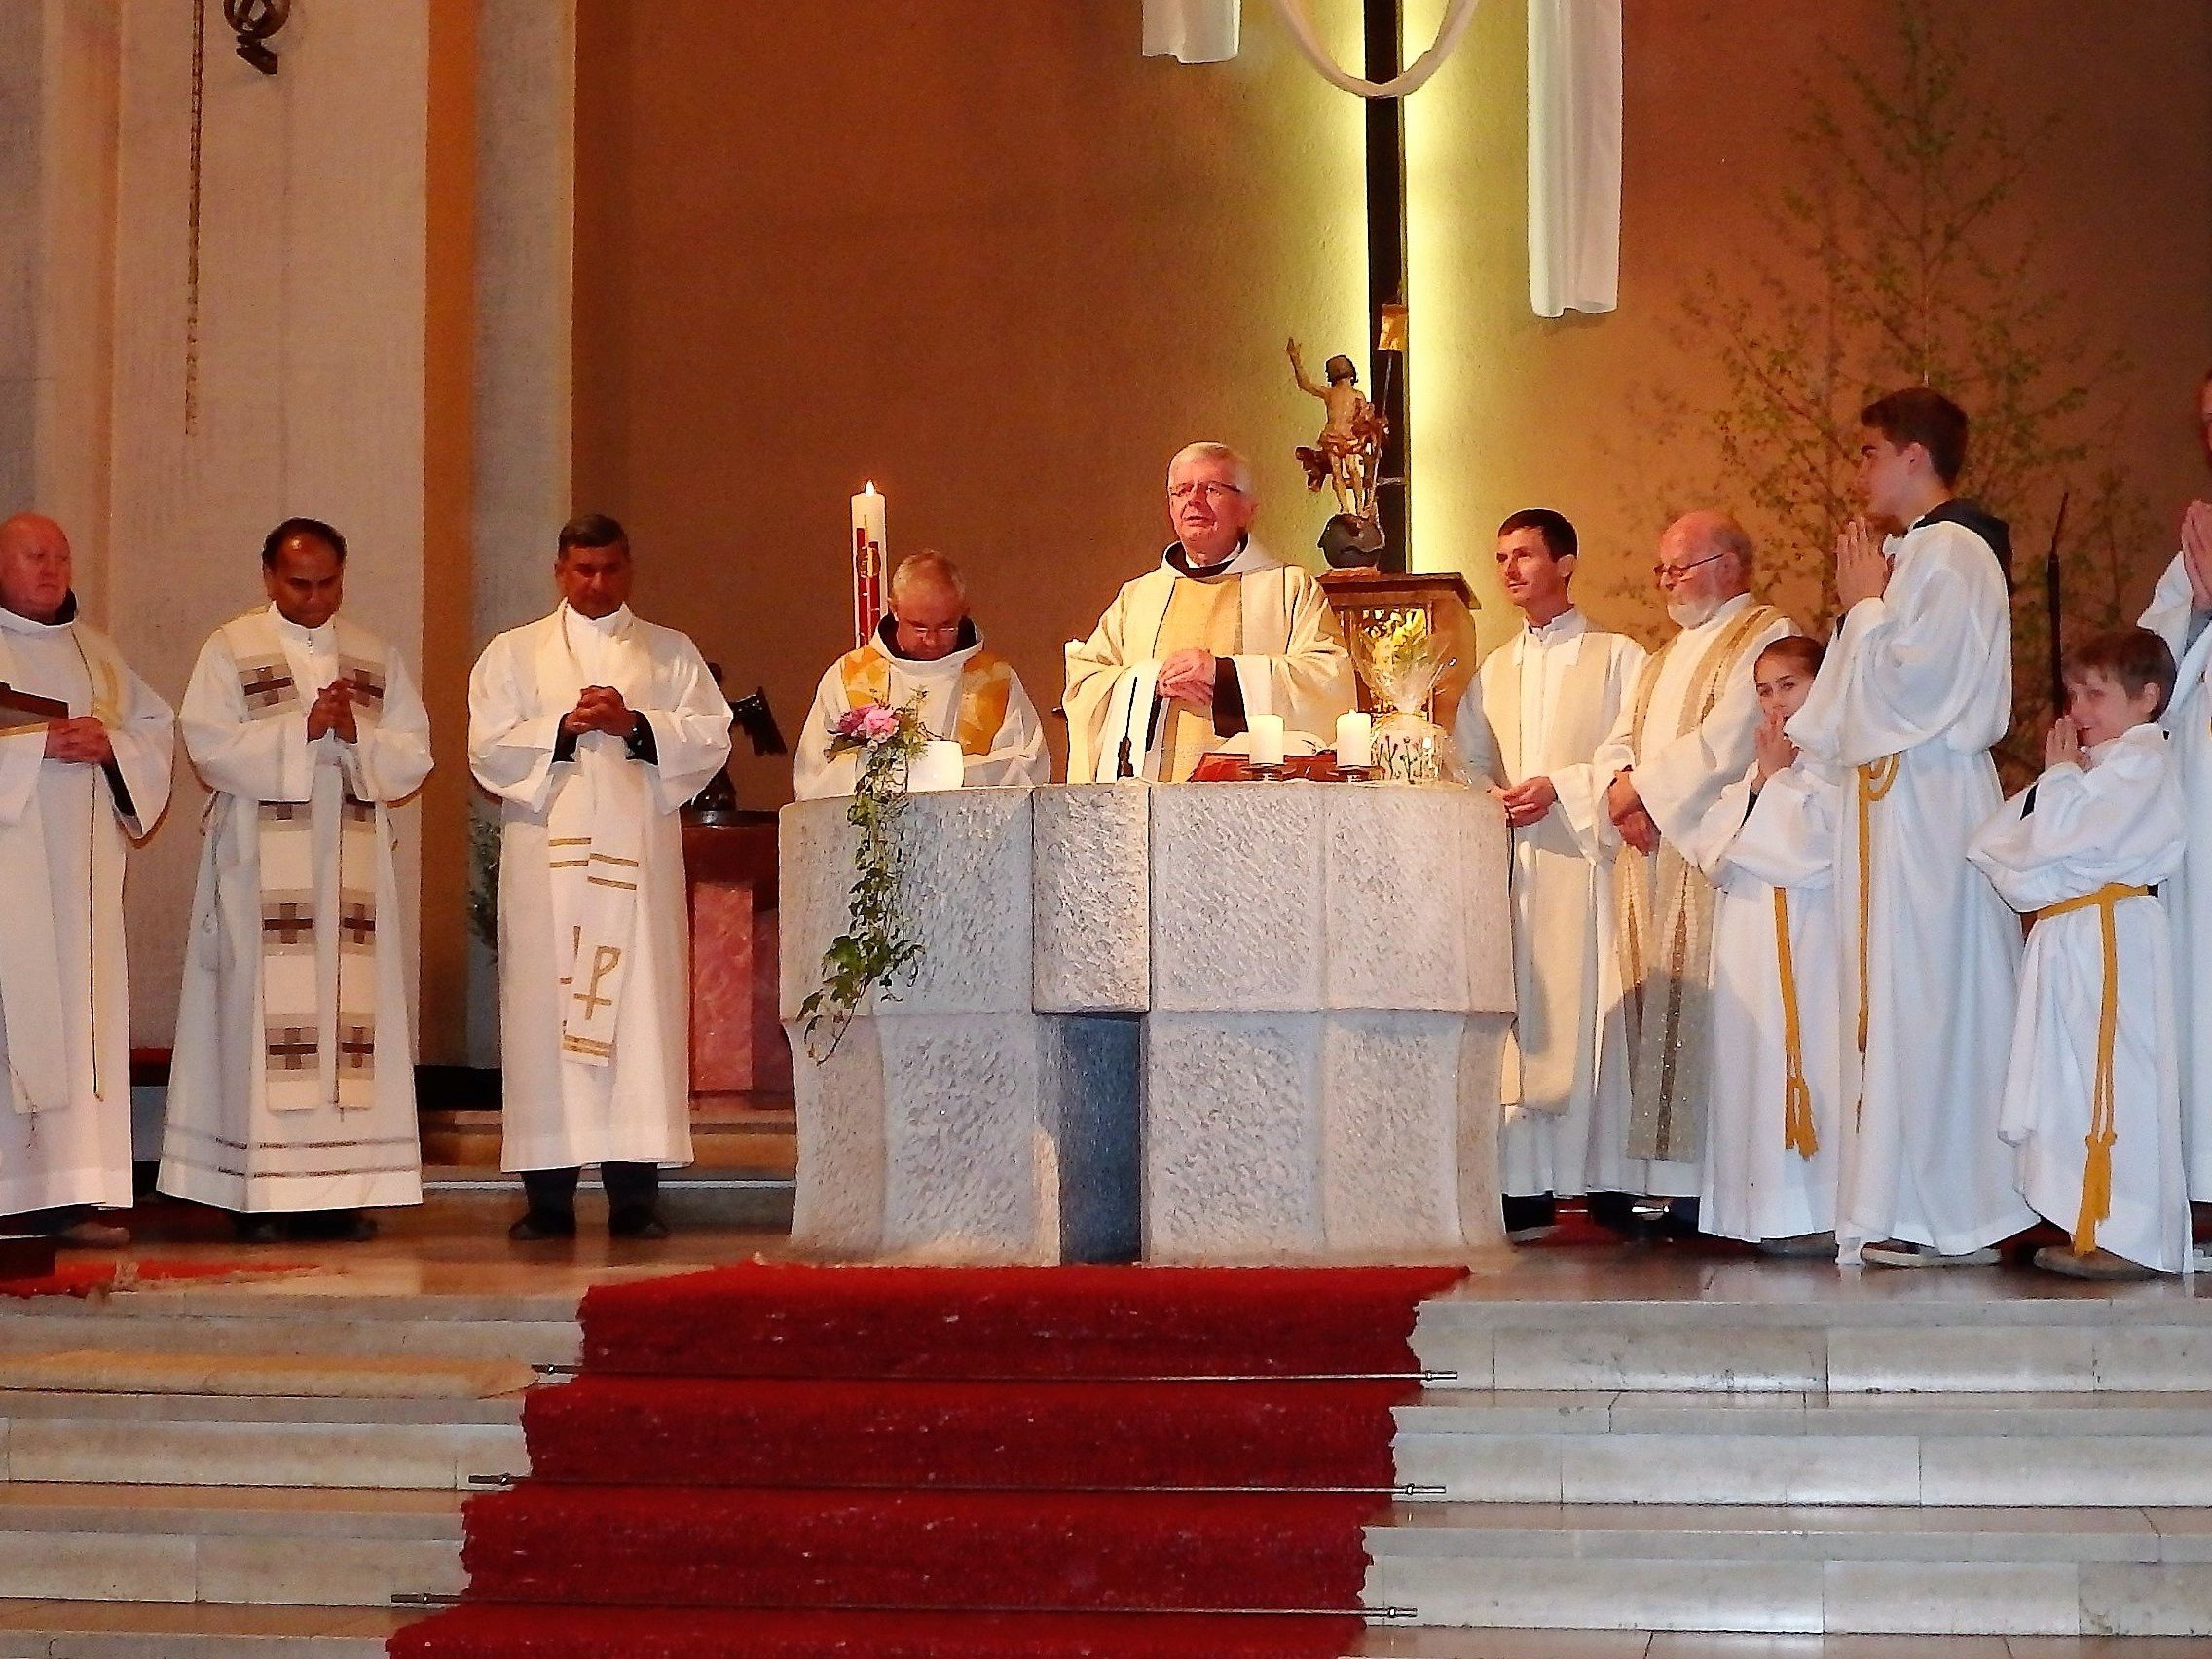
[160,519,434,1241]
[1455,509,1648,1239]
[794,550,1047,799]
[468,515,732,1240]
[0,513,174,1243]
[1065,441,1352,782]
[1595,511,1798,1219]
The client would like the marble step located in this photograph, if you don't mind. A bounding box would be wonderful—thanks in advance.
[419,1164,795,1229]
[0,1290,582,1368]
[0,1483,463,1608]
[1365,1502,2212,1637]
[1414,1284,2212,1394]
[1355,1634,2212,1655]
[1394,1390,2212,1506]
[0,1599,404,1658]
[0,1389,528,1490]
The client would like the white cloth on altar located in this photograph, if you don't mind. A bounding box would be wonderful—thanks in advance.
[1528,0,1623,317]
[1787,515,2035,1256]
[1677,760,1844,1245]
[0,603,173,1214]
[1591,591,1796,1197]
[1455,608,1653,1197]
[2138,553,2212,1200]
[1063,541,1352,783]
[160,607,432,1213]
[467,604,730,1171]
[793,626,1048,801]
[1970,726,2186,1272]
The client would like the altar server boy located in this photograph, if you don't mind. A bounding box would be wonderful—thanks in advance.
[1970,629,2187,1279]
[1678,637,1845,1257]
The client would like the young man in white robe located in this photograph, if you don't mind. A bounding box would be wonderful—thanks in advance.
[160,520,434,1242]
[1677,636,1845,1256]
[1594,511,1798,1228]
[1065,442,1352,782]
[1787,387,2036,1266]
[794,551,1047,799]
[2136,367,2212,1225]
[0,514,174,1245]
[1453,510,1647,1240]
[468,514,732,1240]
[1970,629,2187,1279]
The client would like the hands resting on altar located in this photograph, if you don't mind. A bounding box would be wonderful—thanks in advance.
[1156,647,1218,708]
[1605,767,1660,855]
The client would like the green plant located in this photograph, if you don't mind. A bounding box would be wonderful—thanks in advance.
[467,811,501,957]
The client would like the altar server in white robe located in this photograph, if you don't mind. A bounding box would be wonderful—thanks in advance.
[1971,629,2186,1278]
[160,520,433,1241]
[468,514,731,1240]
[1788,387,2036,1265]
[1595,511,1797,1217]
[0,514,173,1242]
[794,551,1047,799]
[2136,367,2212,1212]
[1065,442,1352,782]
[1454,510,1647,1239]
[1677,636,1845,1254]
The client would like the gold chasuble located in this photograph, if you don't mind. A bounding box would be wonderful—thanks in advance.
[1613,602,1783,1161]
[838,645,1016,759]
[1154,572,1245,782]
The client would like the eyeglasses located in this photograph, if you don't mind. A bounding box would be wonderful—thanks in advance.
[1652,551,1729,585]
[1168,481,1246,504]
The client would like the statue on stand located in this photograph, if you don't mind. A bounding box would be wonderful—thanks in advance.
[1287,339,1390,567]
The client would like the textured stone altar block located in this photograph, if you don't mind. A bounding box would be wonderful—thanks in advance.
[875,1013,1053,1262]
[1145,1012,1325,1259]
[1150,783,1328,1013]
[1032,785,1151,1014]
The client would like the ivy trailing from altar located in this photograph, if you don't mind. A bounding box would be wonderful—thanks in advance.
[800,698,931,1060]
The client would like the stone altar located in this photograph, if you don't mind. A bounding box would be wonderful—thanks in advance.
[779,782,1513,1264]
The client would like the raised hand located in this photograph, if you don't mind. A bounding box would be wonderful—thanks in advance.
[1753,708,1798,783]
[2046,714,2084,771]
[1834,517,1890,609]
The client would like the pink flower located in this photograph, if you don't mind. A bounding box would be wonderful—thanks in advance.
[831,706,873,740]
[856,704,902,743]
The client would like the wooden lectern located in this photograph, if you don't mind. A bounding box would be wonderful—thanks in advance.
[1318,570,1480,731]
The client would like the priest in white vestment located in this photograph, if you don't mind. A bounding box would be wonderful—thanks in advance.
[794,551,1047,799]
[1594,511,1797,1218]
[2135,368,2212,1214]
[468,515,732,1240]
[1788,388,2036,1265]
[1454,510,1646,1238]
[160,520,433,1241]
[1676,637,1844,1253]
[0,514,174,1243]
[1971,636,2186,1277]
[1065,442,1352,782]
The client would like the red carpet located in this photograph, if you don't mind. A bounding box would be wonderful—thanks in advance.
[391,1264,1463,1659]
[0,1258,318,1299]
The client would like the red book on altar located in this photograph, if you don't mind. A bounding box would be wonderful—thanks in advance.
[0,682,67,735]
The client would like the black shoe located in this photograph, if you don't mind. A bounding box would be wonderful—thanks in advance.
[336,1212,379,1243]
[608,1206,670,1241]
[1501,1193,1558,1243]
[1581,1191,1641,1236]
[508,1210,577,1242]
[232,1215,286,1245]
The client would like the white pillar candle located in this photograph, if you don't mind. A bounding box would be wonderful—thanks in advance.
[1335,711,1373,769]
[850,481,887,648]
[1248,713,1286,768]
[909,738,965,793]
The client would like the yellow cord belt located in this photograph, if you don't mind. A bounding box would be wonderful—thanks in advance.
[2029,882,2155,1256]
[1854,756,1901,1057]
[1773,887,1818,1158]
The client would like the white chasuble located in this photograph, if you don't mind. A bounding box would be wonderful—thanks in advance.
[1677,760,1845,1247]
[1064,542,1353,783]
[1592,593,1796,1187]
[1971,726,2187,1272]
[0,603,173,1215]
[793,624,1048,801]
[1454,611,1652,1198]
[1787,515,2036,1256]
[2139,554,2212,1200]
[160,607,432,1213]
[468,605,731,1171]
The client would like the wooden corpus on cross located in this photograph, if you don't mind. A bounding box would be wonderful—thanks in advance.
[1365,0,1411,572]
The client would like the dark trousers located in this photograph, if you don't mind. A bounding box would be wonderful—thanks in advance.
[522,1163,660,1220]
[5,1206,97,1235]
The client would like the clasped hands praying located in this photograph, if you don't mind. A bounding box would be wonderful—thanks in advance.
[42,716,113,766]
[305,677,362,744]
[1155,647,1217,708]
[562,684,639,739]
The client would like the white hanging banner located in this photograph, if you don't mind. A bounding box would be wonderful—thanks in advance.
[1266,0,1484,99]
[1528,0,1622,317]
[1143,0,1241,64]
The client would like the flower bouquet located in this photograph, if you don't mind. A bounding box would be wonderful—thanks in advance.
[799,697,931,1059]
[1347,610,1459,784]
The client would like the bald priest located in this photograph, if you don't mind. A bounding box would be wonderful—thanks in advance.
[794,550,1047,799]
[1065,441,1352,782]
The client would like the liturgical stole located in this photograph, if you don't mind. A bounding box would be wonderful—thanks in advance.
[837,644,1015,756]
[1612,603,1782,1161]
[222,611,386,1113]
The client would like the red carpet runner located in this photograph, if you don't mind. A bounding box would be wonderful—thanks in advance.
[390,1263,1462,1658]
